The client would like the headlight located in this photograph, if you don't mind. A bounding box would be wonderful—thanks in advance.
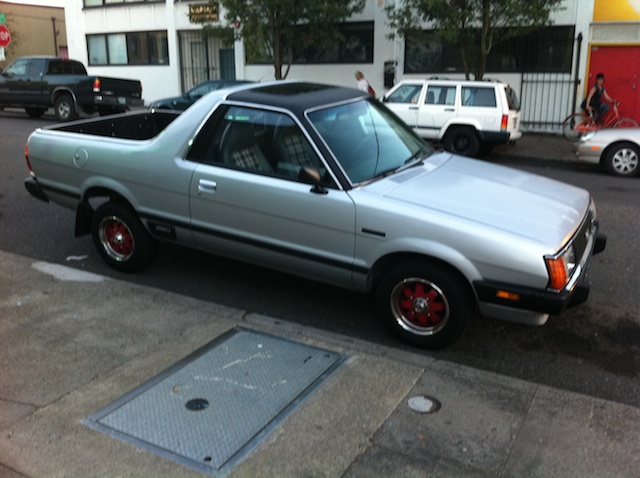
[545,244,576,290]
[581,131,597,142]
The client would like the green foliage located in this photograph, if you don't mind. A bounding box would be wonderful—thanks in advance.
[386,0,564,79]
[195,0,365,79]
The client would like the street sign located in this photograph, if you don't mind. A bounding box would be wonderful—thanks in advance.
[0,24,10,48]
[0,13,5,24]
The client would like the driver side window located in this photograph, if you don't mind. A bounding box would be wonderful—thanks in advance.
[193,106,332,186]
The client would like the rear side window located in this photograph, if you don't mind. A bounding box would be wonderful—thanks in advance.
[504,86,520,111]
[47,60,87,75]
[461,87,497,107]
[425,85,456,105]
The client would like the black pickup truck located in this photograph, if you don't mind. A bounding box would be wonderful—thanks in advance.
[0,56,144,121]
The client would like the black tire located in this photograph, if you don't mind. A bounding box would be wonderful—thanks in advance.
[54,94,77,122]
[25,108,46,118]
[91,201,157,272]
[376,260,475,349]
[603,142,640,177]
[443,127,480,157]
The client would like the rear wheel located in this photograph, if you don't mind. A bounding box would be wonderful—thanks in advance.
[443,127,480,157]
[562,112,587,142]
[91,201,157,272]
[376,260,475,349]
[54,94,77,122]
[603,142,640,177]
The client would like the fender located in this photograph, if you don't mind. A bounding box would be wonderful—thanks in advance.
[51,86,78,107]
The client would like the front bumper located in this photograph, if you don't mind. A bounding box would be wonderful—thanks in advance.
[474,232,607,316]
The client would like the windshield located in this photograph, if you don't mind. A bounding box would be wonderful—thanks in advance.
[307,99,433,184]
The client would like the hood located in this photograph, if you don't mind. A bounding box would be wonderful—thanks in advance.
[380,154,590,247]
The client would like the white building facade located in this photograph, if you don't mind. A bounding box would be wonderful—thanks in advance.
[64,0,640,131]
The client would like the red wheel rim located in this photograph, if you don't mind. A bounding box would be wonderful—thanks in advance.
[390,278,450,335]
[99,215,134,261]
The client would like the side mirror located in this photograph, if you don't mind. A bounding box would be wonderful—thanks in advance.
[298,166,328,194]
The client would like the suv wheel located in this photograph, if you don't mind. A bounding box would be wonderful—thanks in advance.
[444,127,480,157]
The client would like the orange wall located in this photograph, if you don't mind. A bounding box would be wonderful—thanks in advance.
[594,0,640,21]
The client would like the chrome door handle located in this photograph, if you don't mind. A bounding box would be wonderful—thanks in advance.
[197,179,217,194]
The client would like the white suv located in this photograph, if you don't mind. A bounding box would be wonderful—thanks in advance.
[382,79,522,157]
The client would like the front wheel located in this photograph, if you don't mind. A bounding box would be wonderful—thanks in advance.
[91,201,157,272]
[603,142,640,177]
[376,261,475,349]
[25,108,46,118]
[562,112,587,142]
[614,117,639,129]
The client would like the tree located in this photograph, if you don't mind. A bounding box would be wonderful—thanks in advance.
[385,0,564,79]
[203,0,365,80]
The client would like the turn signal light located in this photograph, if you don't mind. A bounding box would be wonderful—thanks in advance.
[545,257,568,290]
[496,290,520,301]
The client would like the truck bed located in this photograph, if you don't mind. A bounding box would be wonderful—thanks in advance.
[49,110,181,140]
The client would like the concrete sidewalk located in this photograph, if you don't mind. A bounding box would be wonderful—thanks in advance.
[492,132,576,163]
[1,249,638,478]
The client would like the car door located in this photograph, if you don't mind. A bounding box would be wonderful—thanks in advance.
[187,105,357,288]
[0,57,31,104]
[416,84,458,139]
[382,82,425,132]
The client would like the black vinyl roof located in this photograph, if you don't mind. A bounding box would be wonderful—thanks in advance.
[226,81,368,114]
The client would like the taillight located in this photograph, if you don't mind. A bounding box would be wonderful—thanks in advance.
[25,143,35,176]
[93,78,101,92]
[501,114,508,130]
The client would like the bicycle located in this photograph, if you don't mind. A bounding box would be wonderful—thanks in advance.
[562,102,638,141]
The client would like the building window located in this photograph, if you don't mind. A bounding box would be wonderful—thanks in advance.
[87,31,169,65]
[248,22,374,65]
[84,0,163,7]
[405,25,575,74]
[293,22,374,64]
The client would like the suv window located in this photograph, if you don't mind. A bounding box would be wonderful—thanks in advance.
[426,85,455,105]
[386,84,422,104]
[461,87,496,107]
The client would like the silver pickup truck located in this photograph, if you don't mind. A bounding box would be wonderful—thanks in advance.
[24,81,606,349]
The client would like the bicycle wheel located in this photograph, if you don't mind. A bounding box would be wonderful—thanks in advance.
[614,117,639,129]
[562,112,587,141]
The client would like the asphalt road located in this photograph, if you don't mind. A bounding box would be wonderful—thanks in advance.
[2,109,639,408]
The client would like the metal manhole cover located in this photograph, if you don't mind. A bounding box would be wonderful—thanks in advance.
[83,328,344,476]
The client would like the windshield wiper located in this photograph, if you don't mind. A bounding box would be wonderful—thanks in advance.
[372,151,427,179]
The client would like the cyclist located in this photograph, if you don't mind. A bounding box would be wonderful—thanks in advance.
[583,73,617,123]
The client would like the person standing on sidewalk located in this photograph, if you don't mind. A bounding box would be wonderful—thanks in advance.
[355,71,375,96]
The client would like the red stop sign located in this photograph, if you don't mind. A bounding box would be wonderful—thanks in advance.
[0,25,11,48]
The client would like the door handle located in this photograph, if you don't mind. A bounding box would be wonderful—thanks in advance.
[409,106,419,110]
[197,179,217,194]
[445,108,455,112]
